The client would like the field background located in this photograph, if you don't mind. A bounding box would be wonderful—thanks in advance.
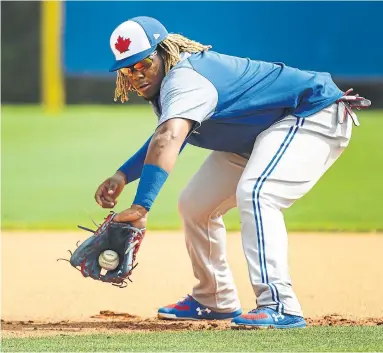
[2,106,383,352]
[2,1,383,351]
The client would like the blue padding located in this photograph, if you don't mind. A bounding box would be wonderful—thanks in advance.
[133,164,169,211]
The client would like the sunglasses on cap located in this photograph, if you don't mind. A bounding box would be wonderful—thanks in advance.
[120,51,157,76]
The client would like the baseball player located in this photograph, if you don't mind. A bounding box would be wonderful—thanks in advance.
[94,16,370,328]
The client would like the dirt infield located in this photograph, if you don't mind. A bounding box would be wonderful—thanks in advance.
[2,231,383,337]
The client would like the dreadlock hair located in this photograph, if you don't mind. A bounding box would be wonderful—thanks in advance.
[114,34,212,103]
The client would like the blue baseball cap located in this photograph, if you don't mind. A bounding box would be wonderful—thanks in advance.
[109,16,168,72]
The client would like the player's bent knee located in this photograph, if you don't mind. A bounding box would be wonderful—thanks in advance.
[178,187,205,220]
[178,187,220,221]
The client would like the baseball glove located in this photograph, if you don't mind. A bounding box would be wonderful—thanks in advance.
[60,212,145,288]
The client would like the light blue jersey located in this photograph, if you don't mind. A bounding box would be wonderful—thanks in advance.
[120,50,344,181]
[154,50,343,154]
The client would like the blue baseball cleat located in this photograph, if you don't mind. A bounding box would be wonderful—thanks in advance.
[231,307,306,329]
[158,295,242,320]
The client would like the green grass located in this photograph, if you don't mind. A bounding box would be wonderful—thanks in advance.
[1,105,383,231]
[2,327,383,352]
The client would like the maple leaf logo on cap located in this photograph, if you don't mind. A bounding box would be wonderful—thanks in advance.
[115,36,132,54]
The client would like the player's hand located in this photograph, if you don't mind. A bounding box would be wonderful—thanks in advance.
[114,204,148,229]
[95,171,127,208]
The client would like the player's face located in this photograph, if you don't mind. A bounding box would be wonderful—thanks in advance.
[120,50,165,100]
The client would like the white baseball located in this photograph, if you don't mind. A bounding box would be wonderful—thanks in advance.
[98,250,119,271]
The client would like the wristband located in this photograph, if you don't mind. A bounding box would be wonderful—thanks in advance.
[133,164,169,211]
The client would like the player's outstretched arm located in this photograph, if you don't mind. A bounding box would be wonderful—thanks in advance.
[94,131,188,209]
[113,118,193,226]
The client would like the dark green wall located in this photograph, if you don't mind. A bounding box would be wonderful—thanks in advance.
[1,1,40,103]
